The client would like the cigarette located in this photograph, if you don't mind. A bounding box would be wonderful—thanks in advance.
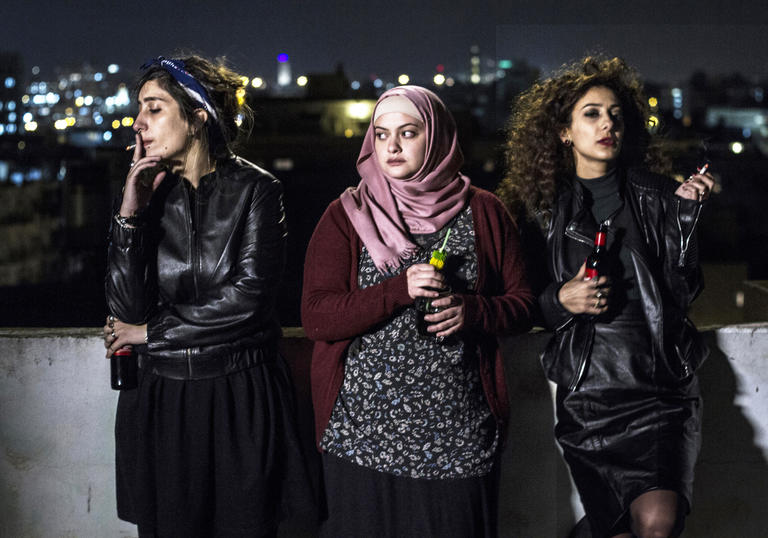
[696,163,709,175]
[125,144,136,151]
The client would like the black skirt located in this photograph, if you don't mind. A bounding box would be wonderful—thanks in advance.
[555,317,702,537]
[115,352,314,537]
[319,453,499,538]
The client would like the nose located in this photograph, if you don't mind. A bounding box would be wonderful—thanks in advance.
[133,112,146,133]
[387,135,401,153]
[601,112,614,131]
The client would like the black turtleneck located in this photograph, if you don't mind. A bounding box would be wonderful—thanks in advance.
[575,168,622,225]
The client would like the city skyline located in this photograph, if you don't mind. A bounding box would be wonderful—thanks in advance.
[2,1,768,85]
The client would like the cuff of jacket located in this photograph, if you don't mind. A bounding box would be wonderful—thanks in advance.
[539,281,574,331]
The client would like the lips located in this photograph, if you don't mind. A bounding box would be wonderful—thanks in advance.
[387,158,405,165]
[597,137,616,146]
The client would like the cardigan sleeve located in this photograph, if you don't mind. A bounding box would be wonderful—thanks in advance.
[459,190,535,335]
[301,200,414,342]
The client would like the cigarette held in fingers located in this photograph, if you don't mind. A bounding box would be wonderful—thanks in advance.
[125,144,136,151]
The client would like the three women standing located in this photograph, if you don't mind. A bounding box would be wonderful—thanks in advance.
[302,85,534,537]
[499,56,713,538]
[104,55,311,537]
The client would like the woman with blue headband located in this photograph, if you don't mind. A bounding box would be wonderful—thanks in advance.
[102,55,312,537]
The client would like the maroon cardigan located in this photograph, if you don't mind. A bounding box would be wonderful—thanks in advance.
[301,186,534,446]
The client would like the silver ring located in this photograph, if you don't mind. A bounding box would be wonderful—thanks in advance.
[108,315,115,323]
[594,299,600,309]
[596,291,605,299]
[111,331,116,339]
[129,161,135,168]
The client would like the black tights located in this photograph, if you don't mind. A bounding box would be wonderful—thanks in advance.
[612,489,685,538]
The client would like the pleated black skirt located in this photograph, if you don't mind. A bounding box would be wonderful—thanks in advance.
[319,453,499,538]
[555,318,702,537]
[114,353,314,538]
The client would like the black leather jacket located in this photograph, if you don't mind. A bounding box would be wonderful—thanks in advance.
[106,156,287,379]
[536,167,708,391]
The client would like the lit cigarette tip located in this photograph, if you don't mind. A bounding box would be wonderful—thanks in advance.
[125,144,136,151]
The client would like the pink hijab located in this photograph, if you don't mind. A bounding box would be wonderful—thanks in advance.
[340,86,470,272]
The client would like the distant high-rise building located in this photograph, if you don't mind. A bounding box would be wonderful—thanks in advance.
[0,52,24,136]
[277,53,291,87]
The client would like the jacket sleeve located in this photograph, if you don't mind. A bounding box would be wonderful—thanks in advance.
[105,211,156,325]
[301,201,413,342]
[538,280,575,331]
[460,193,535,335]
[147,178,286,350]
[664,188,705,307]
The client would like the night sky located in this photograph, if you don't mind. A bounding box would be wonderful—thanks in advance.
[2,1,768,84]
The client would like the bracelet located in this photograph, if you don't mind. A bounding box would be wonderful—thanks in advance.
[113,213,143,229]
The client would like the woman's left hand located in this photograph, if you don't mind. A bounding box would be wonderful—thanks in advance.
[675,169,715,202]
[103,316,147,358]
[423,295,464,338]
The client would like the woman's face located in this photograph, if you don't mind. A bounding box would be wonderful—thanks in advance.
[562,85,624,178]
[374,112,427,180]
[133,80,192,165]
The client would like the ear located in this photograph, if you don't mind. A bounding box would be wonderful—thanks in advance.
[190,108,208,135]
[559,127,571,145]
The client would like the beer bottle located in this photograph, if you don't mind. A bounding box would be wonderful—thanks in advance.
[111,346,138,390]
[416,229,451,337]
[585,223,607,281]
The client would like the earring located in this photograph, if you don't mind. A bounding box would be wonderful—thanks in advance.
[564,138,572,147]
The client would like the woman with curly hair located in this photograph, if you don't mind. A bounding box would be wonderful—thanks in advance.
[103,54,312,537]
[498,56,714,538]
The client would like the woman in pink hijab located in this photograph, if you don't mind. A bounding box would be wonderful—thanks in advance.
[302,86,533,536]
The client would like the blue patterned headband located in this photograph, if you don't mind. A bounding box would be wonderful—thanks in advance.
[141,57,219,121]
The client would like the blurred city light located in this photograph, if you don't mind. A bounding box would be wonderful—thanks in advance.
[351,80,361,90]
[24,121,38,132]
[470,73,481,84]
[111,119,120,129]
[75,96,84,107]
[277,53,289,63]
[107,64,119,74]
[398,74,410,85]
[344,128,354,138]
[65,117,76,126]
[433,74,446,86]
[648,96,658,108]
[121,116,133,127]
[236,88,246,106]
[346,101,373,120]
[54,119,68,130]
[239,76,250,87]
[296,76,308,87]
[251,77,264,89]
[730,141,744,154]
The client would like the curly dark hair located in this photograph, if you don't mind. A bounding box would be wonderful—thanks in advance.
[134,54,253,160]
[497,56,668,225]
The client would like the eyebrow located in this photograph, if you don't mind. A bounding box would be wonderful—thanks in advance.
[374,122,422,131]
[138,95,170,105]
[580,102,621,109]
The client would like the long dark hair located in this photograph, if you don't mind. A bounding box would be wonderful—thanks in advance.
[497,56,669,225]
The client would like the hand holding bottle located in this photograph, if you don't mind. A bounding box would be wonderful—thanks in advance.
[558,262,611,315]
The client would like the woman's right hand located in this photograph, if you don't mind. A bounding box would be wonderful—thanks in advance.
[406,263,446,299]
[118,131,166,217]
[557,262,610,315]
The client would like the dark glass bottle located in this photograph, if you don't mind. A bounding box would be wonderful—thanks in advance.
[111,346,138,390]
[416,248,450,337]
[585,224,607,280]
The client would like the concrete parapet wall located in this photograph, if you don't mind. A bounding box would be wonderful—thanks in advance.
[1,325,767,537]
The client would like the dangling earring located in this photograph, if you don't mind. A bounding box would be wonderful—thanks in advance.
[564,138,572,147]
